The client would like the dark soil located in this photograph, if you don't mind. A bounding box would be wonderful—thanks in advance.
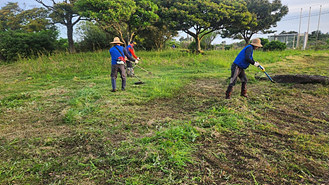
[257,74,329,84]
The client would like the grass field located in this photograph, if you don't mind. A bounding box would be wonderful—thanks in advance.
[0,49,328,184]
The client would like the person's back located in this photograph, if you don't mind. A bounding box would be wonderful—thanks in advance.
[110,45,125,65]
[109,37,127,92]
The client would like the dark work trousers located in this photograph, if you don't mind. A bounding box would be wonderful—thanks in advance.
[226,63,248,96]
[229,63,247,86]
[111,64,126,90]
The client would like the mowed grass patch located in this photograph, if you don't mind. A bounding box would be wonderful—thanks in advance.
[1,49,329,184]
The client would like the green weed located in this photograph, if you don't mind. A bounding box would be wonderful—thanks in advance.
[194,106,244,132]
[0,93,32,108]
[138,123,199,171]
[63,87,101,124]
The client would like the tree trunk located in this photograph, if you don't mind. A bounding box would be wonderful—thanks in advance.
[195,35,202,53]
[67,24,75,53]
[244,37,250,46]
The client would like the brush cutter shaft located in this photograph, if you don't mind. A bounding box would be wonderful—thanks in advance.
[134,65,152,74]
[264,72,275,83]
[258,65,265,72]
[258,65,275,83]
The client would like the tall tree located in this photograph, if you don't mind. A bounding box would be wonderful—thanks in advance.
[75,21,112,51]
[76,0,135,45]
[156,0,252,53]
[137,2,178,50]
[222,0,288,45]
[0,3,22,31]
[36,0,86,53]
[0,2,50,32]
[76,0,158,45]
[127,0,159,43]
[138,24,178,50]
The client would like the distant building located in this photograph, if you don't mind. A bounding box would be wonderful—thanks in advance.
[268,33,308,50]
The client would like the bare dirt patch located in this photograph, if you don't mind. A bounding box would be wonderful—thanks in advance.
[257,74,329,84]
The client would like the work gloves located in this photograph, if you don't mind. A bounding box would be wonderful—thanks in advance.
[135,57,140,64]
[254,62,265,71]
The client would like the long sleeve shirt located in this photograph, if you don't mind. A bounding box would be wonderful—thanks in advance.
[109,45,136,65]
[126,44,138,59]
[245,46,256,65]
[233,45,255,69]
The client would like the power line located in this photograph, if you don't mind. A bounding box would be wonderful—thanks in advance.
[288,3,329,12]
[281,10,329,22]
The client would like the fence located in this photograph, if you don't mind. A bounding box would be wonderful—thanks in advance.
[268,33,308,49]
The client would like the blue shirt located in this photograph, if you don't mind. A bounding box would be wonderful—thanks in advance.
[233,45,255,69]
[109,45,125,65]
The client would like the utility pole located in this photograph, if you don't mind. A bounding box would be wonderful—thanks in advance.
[296,8,302,49]
[316,5,322,41]
[303,7,311,50]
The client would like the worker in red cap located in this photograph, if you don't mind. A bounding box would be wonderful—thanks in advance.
[125,41,140,77]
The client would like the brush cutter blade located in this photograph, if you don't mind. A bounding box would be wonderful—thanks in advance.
[134,81,144,85]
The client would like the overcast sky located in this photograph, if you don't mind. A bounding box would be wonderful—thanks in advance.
[1,0,328,44]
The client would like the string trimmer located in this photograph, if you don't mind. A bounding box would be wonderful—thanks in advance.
[133,74,144,85]
[258,65,275,83]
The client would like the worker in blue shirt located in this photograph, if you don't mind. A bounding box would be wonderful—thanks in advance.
[109,37,137,92]
[225,38,264,99]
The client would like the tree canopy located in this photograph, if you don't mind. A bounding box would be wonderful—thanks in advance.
[76,0,158,45]
[36,0,87,53]
[0,2,51,32]
[222,0,288,45]
[156,0,253,53]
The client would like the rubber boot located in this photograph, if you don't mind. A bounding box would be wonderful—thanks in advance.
[241,82,247,98]
[111,79,116,92]
[122,79,126,91]
[225,85,233,99]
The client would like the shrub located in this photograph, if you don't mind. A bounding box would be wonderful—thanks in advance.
[0,30,58,62]
[260,38,269,46]
[263,40,287,51]
[55,38,69,52]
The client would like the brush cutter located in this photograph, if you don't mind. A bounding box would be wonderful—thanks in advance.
[133,74,145,85]
[258,65,275,83]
